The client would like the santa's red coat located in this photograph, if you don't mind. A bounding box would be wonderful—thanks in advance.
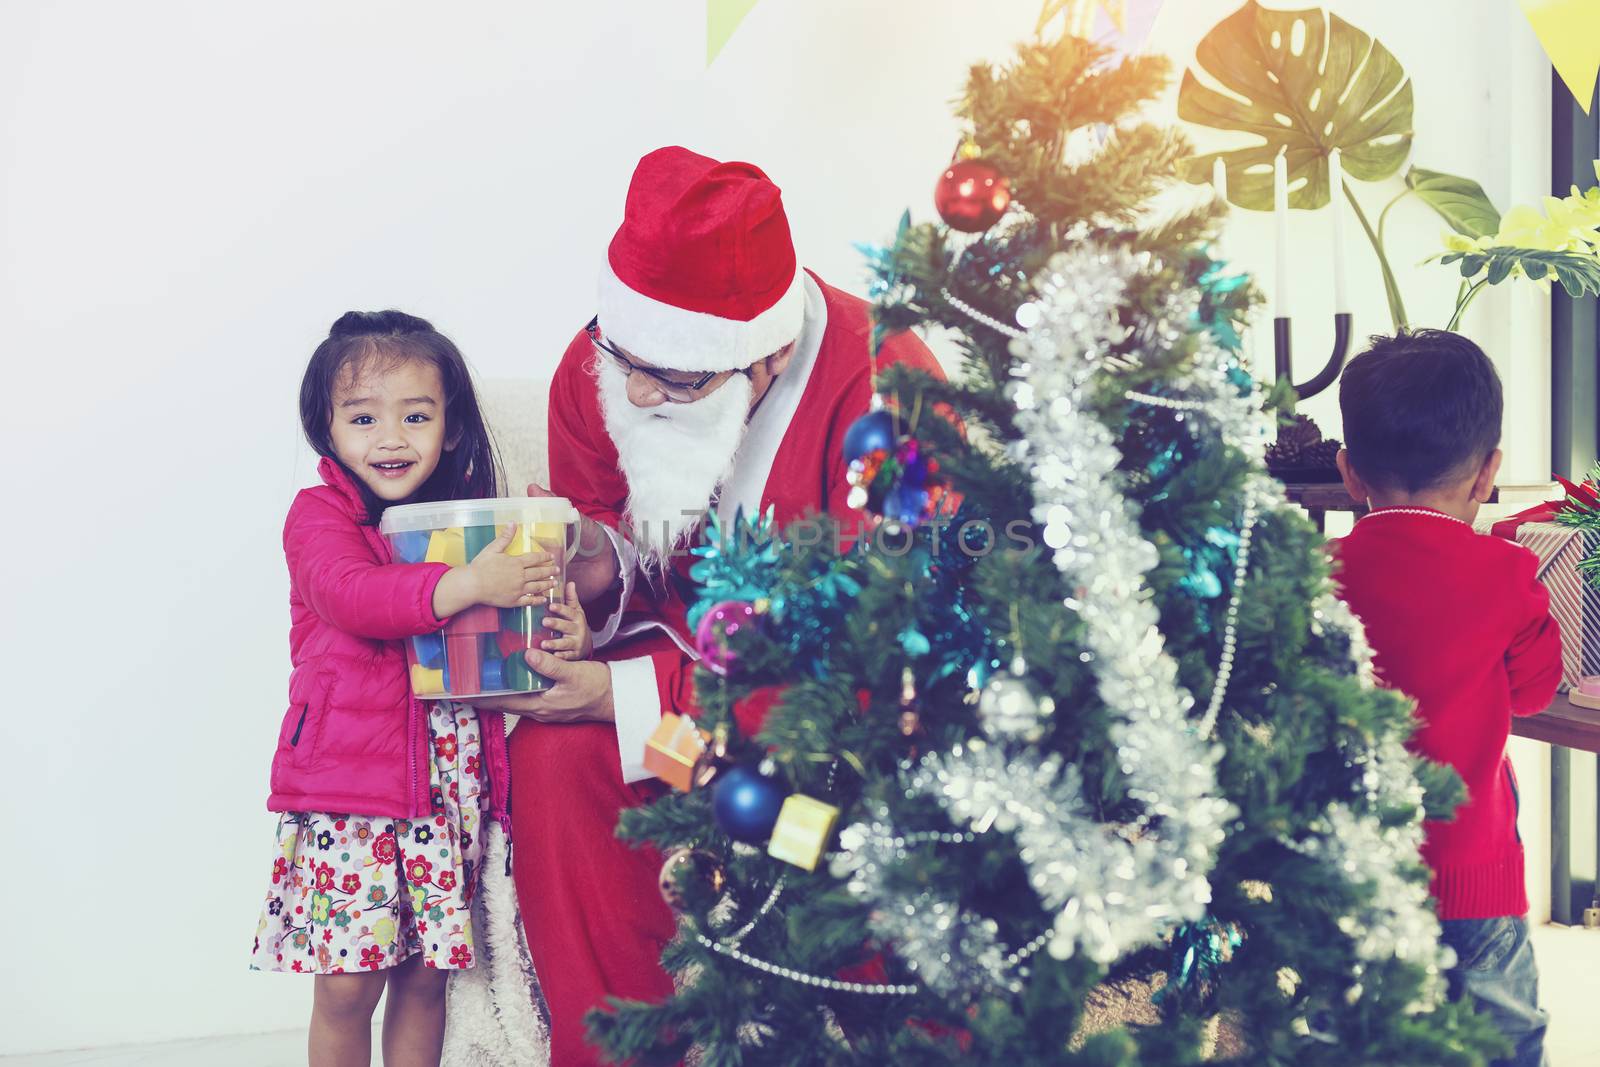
[509,271,941,1065]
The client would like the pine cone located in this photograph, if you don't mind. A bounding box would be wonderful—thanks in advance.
[1266,415,1343,476]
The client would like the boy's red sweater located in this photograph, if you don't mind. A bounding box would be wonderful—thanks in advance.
[1333,507,1562,919]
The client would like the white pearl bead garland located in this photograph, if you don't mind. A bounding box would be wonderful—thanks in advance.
[1123,389,1209,412]
[713,876,786,947]
[1197,489,1260,740]
[940,288,1027,339]
[694,934,920,996]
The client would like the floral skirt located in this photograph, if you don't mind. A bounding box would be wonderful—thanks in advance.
[251,703,485,975]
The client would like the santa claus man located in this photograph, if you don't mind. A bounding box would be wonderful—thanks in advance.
[475,146,941,1065]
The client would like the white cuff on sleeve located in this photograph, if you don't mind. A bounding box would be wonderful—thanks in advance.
[609,656,662,784]
[592,524,638,650]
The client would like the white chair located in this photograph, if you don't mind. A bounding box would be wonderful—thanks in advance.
[478,377,553,495]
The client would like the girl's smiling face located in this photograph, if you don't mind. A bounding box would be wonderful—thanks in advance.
[328,356,451,503]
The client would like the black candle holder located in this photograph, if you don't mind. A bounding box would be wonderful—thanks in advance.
[1273,311,1352,403]
[1265,312,1353,483]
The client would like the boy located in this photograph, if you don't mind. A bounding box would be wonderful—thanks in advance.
[1333,328,1562,1067]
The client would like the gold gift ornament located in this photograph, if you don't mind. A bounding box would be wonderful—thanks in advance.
[643,713,709,792]
[766,794,841,871]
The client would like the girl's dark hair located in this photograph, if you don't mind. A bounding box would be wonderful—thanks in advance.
[299,310,502,523]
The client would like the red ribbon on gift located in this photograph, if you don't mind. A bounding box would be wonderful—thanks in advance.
[1489,475,1600,540]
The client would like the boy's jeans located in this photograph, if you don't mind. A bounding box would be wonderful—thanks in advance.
[1439,915,1548,1067]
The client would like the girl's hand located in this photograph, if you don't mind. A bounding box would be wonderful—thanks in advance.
[468,524,559,608]
[431,524,558,617]
[541,582,593,661]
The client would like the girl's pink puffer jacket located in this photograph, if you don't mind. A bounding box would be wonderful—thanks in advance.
[267,458,509,822]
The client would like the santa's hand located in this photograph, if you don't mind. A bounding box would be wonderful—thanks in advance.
[469,652,614,723]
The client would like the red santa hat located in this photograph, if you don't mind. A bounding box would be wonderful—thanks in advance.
[597,146,805,374]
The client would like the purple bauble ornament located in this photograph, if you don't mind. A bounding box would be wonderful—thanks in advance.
[695,600,761,677]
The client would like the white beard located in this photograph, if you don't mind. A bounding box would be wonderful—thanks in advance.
[596,355,752,571]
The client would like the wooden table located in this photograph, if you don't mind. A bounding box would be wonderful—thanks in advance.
[1279,482,1360,533]
[1515,694,1600,925]
[1515,693,1600,753]
[1281,482,1500,533]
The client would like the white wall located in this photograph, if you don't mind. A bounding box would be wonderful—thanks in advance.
[0,0,1564,1055]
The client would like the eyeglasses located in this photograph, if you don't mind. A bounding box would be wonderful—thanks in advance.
[586,316,749,403]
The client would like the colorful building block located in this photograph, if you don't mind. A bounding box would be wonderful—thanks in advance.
[501,605,546,636]
[464,523,499,561]
[505,526,540,557]
[412,632,445,670]
[496,627,531,659]
[392,529,432,564]
[479,650,505,693]
[504,650,547,692]
[424,527,466,566]
[410,662,446,697]
[446,604,500,635]
[445,634,481,695]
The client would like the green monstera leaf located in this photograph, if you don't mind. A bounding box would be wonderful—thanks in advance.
[1404,166,1501,239]
[1178,0,1413,210]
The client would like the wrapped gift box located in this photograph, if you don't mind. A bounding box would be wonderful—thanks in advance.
[1481,513,1600,693]
[643,713,709,792]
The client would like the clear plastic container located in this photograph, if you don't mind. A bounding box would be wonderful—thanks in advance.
[380,497,580,700]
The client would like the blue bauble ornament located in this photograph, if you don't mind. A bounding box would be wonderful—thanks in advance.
[882,482,930,525]
[843,409,896,464]
[712,764,788,843]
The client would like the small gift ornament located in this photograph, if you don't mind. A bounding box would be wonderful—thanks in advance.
[766,794,842,871]
[643,713,710,792]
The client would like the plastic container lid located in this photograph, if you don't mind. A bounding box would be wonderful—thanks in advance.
[379,496,580,535]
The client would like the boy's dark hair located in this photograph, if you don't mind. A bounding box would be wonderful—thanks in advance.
[299,310,502,523]
[1339,328,1502,494]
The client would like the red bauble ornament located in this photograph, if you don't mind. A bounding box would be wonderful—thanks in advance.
[732,684,787,738]
[934,159,1012,233]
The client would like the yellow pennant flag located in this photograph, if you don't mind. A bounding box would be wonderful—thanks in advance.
[708,0,762,66]
[1520,0,1600,113]
[1037,0,1126,38]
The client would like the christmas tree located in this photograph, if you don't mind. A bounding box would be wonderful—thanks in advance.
[590,15,1505,1067]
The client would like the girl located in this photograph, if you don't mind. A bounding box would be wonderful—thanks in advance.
[252,310,590,1067]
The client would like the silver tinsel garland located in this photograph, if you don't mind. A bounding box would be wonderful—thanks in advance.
[831,821,1014,996]
[1290,799,1453,1008]
[1299,596,1456,1008]
[1310,592,1379,690]
[1008,243,1234,964]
